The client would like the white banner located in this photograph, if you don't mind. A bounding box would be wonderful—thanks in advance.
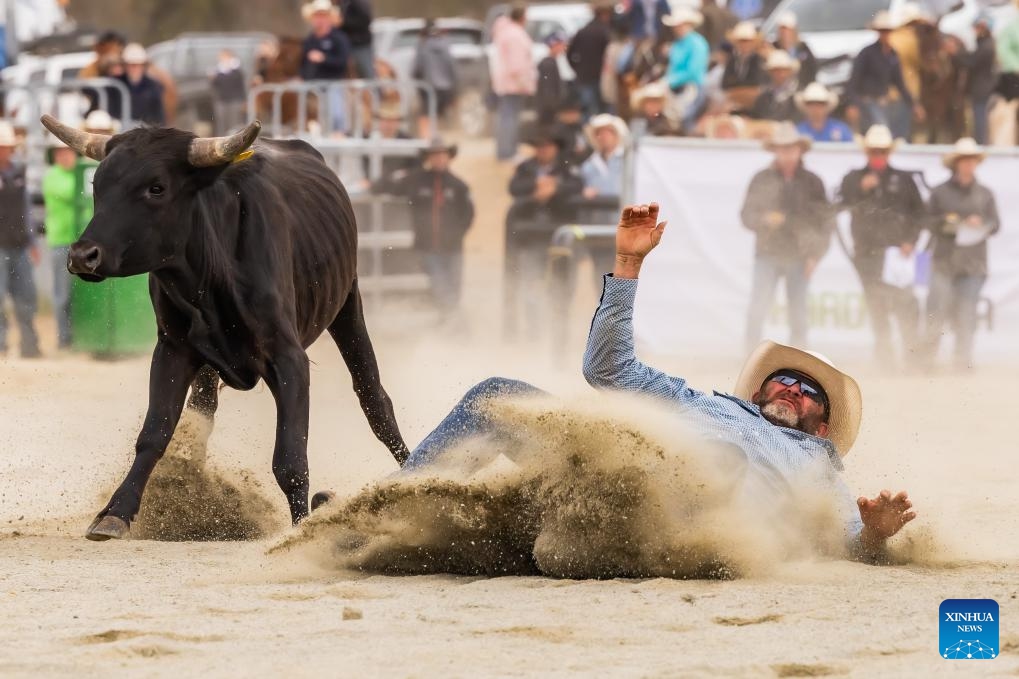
[631,138,1019,361]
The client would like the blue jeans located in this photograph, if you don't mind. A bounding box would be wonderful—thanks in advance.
[350,45,375,80]
[50,245,72,348]
[575,82,603,122]
[972,97,989,145]
[327,85,347,134]
[0,246,40,355]
[745,255,809,351]
[924,268,986,368]
[403,377,543,470]
[496,94,525,160]
[421,251,464,315]
[861,99,911,140]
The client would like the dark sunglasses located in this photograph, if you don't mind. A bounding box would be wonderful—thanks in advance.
[767,370,829,415]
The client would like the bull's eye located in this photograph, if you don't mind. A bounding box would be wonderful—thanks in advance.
[148,184,165,197]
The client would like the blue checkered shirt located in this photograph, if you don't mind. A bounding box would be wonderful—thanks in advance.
[582,275,865,548]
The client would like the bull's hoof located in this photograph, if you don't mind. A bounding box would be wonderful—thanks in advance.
[85,516,130,541]
[310,491,335,513]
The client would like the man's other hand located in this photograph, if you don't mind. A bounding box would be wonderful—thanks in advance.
[858,490,916,546]
[614,203,667,279]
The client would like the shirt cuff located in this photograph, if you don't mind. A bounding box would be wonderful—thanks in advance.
[602,274,639,304]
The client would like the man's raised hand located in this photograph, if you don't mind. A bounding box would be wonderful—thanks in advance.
[614,203,667,279]
[858,490,916,547]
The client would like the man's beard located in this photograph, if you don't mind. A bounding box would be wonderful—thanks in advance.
[760,400,800,429]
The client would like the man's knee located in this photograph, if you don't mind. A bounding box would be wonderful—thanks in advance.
[464,377,539,404]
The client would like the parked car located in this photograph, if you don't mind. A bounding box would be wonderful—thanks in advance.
[761,0,1019,94]
[371,17,489,135]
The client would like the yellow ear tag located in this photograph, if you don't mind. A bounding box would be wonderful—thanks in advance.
[232,149,255,164]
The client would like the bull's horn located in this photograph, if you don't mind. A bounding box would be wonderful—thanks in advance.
[40,114,110,161]
[187,121,261,167]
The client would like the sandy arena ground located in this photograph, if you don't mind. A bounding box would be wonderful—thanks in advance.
[1,140,1017,678]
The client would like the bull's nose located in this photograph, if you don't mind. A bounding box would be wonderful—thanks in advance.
[68,242,102,274]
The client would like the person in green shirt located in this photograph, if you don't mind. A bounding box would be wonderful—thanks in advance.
[998,5,1019,101]
[42,139,79,349]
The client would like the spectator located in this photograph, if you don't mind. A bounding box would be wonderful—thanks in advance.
[568,2,614,121]
[629,81,678,137]
[581,114,627,201]
[627,31,671,90]
[995,4,1019,144]
[845,11,923,140]
[703,113,748,139]
[373,138,473,322]
[741,123,832,351]
[359,103,415,187]
[81,31,178,126]
[0,122,39,359]
[838,125,925,367]
[662,6,710,133]
[301,0,352,134]
[339,0,375,79]
[209,50,247,135]
[888,3,928,105]
[748,50,801,122]
[491,4,536,161]
[629,0,672,42]
[922,138,1000,371]
[42,138,79,351]
[721,21,767,114]
[773,12,817,88]
[950,15,997,145]
[536,32,569,125]
[504,127,584,338]
[413,19,458,139]
[601,16,631,117]
[119,44,166,125]
[699,0,739,56]
[795,83,853,142]
[553,90,592,167]
[82,110,120,135]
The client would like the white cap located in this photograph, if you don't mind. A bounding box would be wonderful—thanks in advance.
[777,12,798,29]
[729,21,758,41]
[122,43,148,64]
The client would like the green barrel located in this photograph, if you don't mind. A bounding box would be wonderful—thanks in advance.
[70,158,157,357]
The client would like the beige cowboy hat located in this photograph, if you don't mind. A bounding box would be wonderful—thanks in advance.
[662,7,703,28]
[735,341,863,456]
[897,2,935,26]
[704,114,747,139]
[868,10,899,31]
[0,120,17,147]
[856,124,900,151]
[795,82,838,113]
[776,11,799,29]
[630,81,669,110]
[764,121,811,151]
[942,137,986,168]
[302,0,340,22]
[83,110,121,134]
[122,43,148,65]
[764,49,800,72]
[419,136,458,159]
[584,113,629,146]
[727,20,758,41]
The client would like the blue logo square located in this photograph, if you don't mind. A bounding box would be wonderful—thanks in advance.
[940,599,999,659]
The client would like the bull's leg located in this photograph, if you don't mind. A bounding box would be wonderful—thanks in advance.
[166,365,220,468]
[87,339,200,540]
[186,365,220,418]
[328,280,410,466]
[264,347,312,524]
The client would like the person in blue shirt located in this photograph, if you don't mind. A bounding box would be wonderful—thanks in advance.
[663,7,710,132]
[397,202,918,563]
[795,82,854,142]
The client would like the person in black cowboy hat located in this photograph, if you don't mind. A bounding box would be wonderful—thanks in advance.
[372,138,474,323]
[503,126,584,339]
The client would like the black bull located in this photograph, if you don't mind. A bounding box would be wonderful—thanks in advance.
[40,115,410,540]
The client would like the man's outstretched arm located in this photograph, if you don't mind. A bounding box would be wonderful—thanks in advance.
[582,203,702,403]
[843,485,918,563]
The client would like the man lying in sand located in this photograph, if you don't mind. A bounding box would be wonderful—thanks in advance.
[393,203,917,561]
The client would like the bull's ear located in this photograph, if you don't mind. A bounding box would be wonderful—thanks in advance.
[187,121,261,167]
[40,115,110,160]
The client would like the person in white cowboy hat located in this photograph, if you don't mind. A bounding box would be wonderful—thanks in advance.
[0,120,40,359]
[741,123,832,352]
[82,109,120,134]
[397,202,918,563]
[747,49,801,122]
[119,43,166,125]
[845,10,924,140]
[662,6,710,132]
[721,21,767,115]
[629,81,678,137]
[773,11,817,87]
[300,0,352,134]
[921,138,1000,370]
[42,135,80,351]
[580,114,628,201]
[794,82,853,142]
[837,125,925,368]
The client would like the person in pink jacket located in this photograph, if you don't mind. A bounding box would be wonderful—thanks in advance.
[491,5,536,160]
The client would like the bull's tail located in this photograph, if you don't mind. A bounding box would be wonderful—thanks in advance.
[328,279,410,465]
